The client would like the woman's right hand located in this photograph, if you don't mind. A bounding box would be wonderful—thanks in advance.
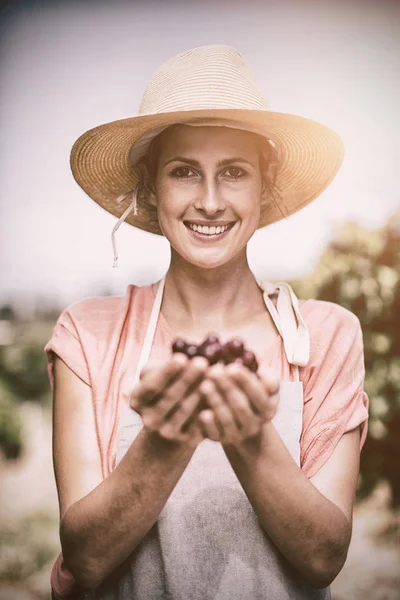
[53,355,208,590]
[129,353,209,446]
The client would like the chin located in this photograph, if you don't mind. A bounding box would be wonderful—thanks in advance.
[183,256,223,270]
[190,260,225,270]
[180,248,241,270]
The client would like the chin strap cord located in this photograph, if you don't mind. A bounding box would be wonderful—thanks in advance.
[111,189,138,268]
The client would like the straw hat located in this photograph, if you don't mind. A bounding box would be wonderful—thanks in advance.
[70,44,344,237]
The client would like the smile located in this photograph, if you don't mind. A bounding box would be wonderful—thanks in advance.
[186,223,233,236]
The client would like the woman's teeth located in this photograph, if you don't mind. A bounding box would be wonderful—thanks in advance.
[188,223,230,235]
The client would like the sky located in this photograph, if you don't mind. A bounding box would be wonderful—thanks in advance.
[1,0,399,313]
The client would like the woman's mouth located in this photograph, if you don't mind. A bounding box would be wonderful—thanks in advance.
[184,221,235,241]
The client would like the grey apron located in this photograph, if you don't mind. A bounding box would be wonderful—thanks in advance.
[89,279,330,600]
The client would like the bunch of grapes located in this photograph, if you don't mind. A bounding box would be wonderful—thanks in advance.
[172,334,258,373]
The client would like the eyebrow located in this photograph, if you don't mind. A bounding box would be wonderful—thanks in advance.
[163,156,256,168]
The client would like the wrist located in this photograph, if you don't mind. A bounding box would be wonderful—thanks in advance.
[222,421,276,454]
[140,427,199,455]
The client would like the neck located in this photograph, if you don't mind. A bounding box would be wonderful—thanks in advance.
[159,250,266,339]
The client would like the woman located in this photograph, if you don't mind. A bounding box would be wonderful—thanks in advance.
[46,45,369,599]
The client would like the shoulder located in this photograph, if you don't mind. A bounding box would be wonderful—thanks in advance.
[45,285,152,384]
[299,298,363,361]
[300,298,361,336]
[57,284,148,334]
[63,292,128,322]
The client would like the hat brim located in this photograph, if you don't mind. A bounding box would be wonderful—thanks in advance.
[70,108,344,235]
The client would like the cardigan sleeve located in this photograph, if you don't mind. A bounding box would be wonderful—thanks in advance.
[44,301,95,598]
[44,301,93,390]
[299,300,369,479]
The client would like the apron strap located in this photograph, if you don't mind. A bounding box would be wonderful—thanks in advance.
[133,276,166,386]
[259,280,310,370]
[122,277,166,429]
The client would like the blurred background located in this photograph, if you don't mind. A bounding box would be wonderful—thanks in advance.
[0,0,399,598]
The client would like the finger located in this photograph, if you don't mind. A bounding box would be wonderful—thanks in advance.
[158,390,203,437]
[224,363,279,421]
[130,353,188,408]
[140,357,209,429]
[258,366,280,395]
[208,366,261,437]
[197,409,220,441]
[156,356,209,414]
[199,377,239,444]
[139,362,162,380]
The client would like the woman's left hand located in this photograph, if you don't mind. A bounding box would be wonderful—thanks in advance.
[197,363,280,445]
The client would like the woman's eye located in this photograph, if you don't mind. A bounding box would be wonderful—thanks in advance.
[225,167,245,179]
[171,166,195,179]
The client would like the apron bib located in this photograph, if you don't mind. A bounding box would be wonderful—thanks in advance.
[92,279,330,600]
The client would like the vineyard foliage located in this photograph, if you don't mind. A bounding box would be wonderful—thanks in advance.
[291,211,400,505]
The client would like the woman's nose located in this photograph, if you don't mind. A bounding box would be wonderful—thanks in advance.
[194,179,226,214]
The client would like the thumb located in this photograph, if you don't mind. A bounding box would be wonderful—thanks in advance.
[139,361,163,380]
[258,366,280,395]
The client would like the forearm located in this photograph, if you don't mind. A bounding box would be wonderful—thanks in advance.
[223,422,352,588]
[61,428,196,589]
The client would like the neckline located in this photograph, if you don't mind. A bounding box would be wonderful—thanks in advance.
[148,282,283,365]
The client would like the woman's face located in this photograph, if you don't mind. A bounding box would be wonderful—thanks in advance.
[152,124,265,270]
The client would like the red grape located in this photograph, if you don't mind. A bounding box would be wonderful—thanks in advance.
[203,342,223,365]
[171,334,258,373]
[242,350,258,373]
[198,335,220,357]
[186,344,198,359]
[225,338,244,357]
[172,338,188,354]
[203,334,220,346]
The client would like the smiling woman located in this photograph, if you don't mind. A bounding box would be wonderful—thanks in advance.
[45,45,369,600]
[113,122,280,268]
[145,125,267,270]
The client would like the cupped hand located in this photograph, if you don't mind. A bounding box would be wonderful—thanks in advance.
[197,363,280,445]
[129,353,209,446]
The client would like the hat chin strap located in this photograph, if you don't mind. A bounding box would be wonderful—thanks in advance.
[112,187,138,268]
